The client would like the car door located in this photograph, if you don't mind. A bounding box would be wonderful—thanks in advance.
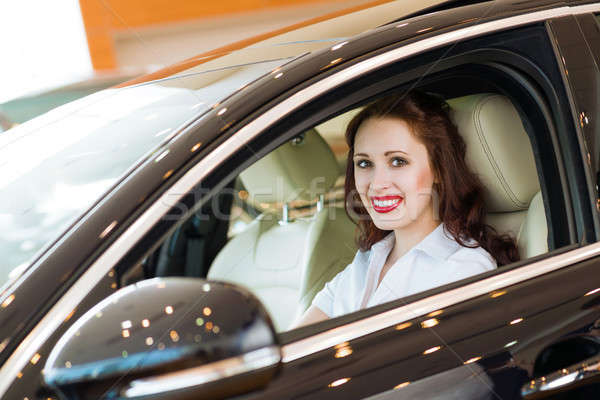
[3,3,600,399]
[164,10,598,399]
[257,10,600,400]
[239,20,600,397]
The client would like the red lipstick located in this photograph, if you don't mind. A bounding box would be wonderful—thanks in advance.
[370,195,403,213]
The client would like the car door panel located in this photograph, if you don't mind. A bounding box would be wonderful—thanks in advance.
[236,250,600,399]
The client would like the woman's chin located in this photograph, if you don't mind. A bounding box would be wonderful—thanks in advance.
[370,214,408,231]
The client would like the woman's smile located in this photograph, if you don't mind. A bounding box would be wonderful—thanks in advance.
[370,195,404,213]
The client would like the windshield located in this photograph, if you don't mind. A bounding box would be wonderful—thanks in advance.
[0,57,290,291]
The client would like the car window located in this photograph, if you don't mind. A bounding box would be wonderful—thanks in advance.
[115,81,558,334]
[80,22,580,343]
[0,57,291,293]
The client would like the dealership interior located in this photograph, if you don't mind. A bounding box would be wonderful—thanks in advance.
[0,0,368,128]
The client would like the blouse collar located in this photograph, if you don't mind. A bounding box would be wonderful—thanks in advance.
[371,223,462,261]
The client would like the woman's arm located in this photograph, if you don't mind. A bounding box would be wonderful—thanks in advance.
[293,305,329,328]
[292,252,362,329]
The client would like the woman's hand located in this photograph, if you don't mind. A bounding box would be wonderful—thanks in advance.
[292,305,328,328]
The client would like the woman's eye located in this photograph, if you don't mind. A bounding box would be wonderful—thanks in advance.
[391,157,408,167]
[355,159,371,168]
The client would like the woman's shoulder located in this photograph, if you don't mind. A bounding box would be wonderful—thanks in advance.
[434,224,496,270]
[448,241,497,272]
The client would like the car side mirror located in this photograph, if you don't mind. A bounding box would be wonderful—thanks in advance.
[43,278,280,399]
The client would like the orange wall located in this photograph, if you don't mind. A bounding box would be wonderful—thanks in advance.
[79,0,356,71]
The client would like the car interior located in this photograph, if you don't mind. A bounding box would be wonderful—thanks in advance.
[125,88,549,333]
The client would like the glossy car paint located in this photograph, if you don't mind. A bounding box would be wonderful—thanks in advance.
[547,13,600,241]
[242,251,600,399]
[45,279,279,399]
[2,0,600,398]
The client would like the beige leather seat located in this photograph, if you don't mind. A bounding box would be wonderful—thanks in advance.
[448,93,548,258]
[208,129,356,331]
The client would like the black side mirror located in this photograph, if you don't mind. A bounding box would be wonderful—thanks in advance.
[44,278,280,399]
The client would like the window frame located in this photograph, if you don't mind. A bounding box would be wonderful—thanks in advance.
[546,13,600,244]
[117,26,579,343]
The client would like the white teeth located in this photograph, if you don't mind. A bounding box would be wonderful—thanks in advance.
[373,198,400,207]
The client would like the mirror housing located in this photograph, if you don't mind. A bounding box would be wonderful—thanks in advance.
[44,278,280,399]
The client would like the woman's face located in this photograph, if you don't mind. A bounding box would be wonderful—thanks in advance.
[353,117,437,232]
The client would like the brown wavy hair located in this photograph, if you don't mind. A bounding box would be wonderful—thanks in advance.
[344,91,519,266]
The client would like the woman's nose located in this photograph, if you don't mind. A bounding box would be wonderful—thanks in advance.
[370,166,392,190]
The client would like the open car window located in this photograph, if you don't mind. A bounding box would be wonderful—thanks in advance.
[118,83,560,333]
[107,23,579,339]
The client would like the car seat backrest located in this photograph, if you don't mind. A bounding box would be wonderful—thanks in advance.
[238,129,340,203]
[208,129,356,331]
[448,93,548,259]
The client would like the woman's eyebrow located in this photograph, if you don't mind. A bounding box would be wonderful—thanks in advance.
[384,150,408,156]
[353,152,370,158]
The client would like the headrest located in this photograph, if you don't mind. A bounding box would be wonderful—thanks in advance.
[240,129,339,203]
[448,94,540,213]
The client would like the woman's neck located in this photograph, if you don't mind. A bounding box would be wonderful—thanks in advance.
[390,218,441,261]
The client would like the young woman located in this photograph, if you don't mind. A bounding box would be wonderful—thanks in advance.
[296,90,519,327]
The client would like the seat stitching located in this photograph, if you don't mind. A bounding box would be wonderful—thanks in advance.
[473,95,528,209]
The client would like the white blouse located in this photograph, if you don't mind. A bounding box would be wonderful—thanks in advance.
[312,223,497,318]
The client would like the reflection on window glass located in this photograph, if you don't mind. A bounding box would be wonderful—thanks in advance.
[0,58,291,291]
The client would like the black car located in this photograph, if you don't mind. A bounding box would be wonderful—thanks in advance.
[2,0,600,398]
